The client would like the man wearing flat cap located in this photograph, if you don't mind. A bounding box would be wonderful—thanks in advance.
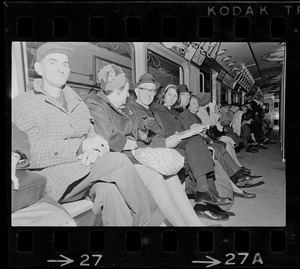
[12,42,163,226]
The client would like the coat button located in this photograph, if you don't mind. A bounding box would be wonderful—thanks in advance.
[53,152,59,157]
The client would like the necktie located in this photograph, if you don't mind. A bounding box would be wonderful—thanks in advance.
[206,106,210,116]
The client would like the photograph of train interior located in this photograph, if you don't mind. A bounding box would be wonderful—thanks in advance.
[11,42,286,226]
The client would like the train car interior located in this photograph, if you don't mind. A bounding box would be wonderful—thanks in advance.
[11,42,286,226]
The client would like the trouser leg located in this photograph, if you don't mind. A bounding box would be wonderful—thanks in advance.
[226,132,243,146]
[210,143,240,177]
[213,160,234,211]
[178,136,214,178]
[60,152,160,226]
[89,182,133,226]
[241,124,251,147]
[207,175,218,194]
[251,121,264,142]
[225,142,243,167]
[177,136,214,192]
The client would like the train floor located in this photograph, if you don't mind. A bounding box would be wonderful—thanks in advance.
[190,131,286,226]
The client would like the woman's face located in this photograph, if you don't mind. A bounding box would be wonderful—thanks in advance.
[180,92,191,108]
[164,87,178,107]
[117,82,130,107]
[189,97,199,113]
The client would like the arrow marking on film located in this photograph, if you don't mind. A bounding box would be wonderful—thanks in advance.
[192,256,221,267]
[47,254,74,267]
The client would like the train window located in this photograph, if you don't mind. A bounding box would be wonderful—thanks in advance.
[199,69,211,93]
[274,102,279,108]
[221,86,228,103]
[23,42,135,97]
[147,50,182,88]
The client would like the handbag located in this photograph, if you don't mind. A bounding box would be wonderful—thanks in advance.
[207,125,224,140]
[132,147,184,176]
[223,122,233,134]
[12,170,47,213]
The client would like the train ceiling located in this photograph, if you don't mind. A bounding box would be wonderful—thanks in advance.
[214,42,285,94]
[160,41,285,95]
[95,42,285,95]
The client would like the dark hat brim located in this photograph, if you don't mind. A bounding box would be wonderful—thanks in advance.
[133,81,160,90]
[36,43,74,62]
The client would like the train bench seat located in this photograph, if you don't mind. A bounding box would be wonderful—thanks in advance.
[62,198,96,226]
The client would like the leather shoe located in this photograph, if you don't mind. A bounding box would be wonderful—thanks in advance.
[241,169,251,175]
[246,146,258,153]
[206,204,235,217]
[234,191,256,199]
[194,204,229,221]
[194,190,233,205]
[236,175,262,187]
[241,166,251,173]
[258,144,268,149]
[249,175,262,179]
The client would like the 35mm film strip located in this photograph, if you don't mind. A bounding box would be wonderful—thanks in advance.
[5,1,300,268]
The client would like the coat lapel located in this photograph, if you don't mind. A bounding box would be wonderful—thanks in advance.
[64,87,82,113]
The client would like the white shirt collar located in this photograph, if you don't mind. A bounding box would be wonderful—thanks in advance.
[136,99,150,110]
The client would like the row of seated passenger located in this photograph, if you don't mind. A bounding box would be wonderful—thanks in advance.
[11,42,264,226]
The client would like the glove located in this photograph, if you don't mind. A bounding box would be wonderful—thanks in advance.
[138,116,156,132]
[137,129,152,144]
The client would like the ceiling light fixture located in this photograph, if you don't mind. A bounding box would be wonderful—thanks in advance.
[231,67,239,72]
[222,56,232,62]
[216,49,226,56]
[227,62,236,67]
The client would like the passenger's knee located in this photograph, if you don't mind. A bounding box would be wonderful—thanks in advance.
[110,152,131,164]
[152,172,164,183]
[90,183,119,199]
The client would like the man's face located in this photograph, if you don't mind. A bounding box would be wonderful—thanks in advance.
[135,83,157,106]
[35,53,70,88]
[180,92,191,108]
[215,104,220,113]
[189,97,199,113]
[241,106,248,113]
[221,105,229,113]
[230,106,239,113]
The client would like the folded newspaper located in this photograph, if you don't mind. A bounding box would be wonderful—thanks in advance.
[175,124,209,140]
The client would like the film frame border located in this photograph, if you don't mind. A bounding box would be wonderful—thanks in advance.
[5,1,300,268]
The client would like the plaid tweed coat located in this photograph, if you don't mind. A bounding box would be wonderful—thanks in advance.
[13,79,99,201]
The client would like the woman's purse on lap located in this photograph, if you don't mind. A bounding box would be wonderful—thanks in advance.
[132,147,184,176]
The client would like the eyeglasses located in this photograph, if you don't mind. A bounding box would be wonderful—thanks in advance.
[138,87,157,94]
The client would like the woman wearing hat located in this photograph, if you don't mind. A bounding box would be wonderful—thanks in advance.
[84,65,205,226]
